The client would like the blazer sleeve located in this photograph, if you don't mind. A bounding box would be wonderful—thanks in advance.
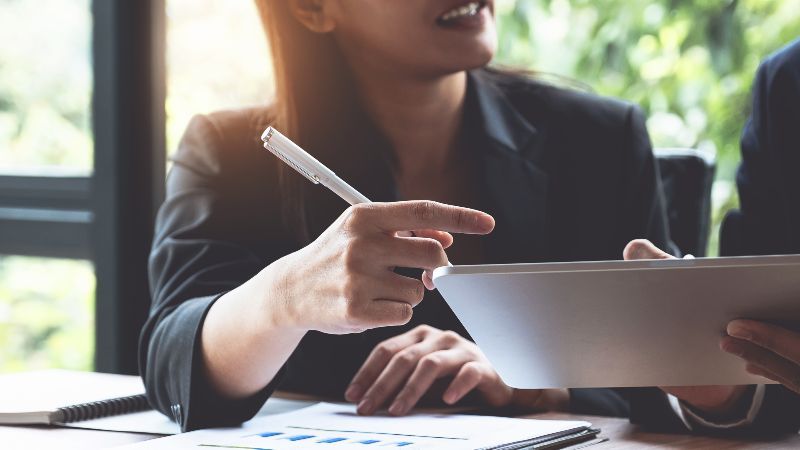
[139,114,291,431]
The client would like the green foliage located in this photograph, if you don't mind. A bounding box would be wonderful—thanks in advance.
[494,0,800,255]
[0,0,92,173]
[0,257,95,372]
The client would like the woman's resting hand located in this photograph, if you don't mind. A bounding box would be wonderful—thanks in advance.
[345,324,551,416]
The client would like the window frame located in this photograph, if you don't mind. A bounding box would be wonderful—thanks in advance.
[0,175,93,259]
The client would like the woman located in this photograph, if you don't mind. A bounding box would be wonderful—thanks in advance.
[140,0,670,431]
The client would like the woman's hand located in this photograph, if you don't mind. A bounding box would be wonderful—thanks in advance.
[722,319,800,394]
[622,239,750,415]
[274,201,495,335]
[201,201,493,400]
[344,325,547,416]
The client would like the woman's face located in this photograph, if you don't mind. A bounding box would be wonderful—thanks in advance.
[324,0,497,78]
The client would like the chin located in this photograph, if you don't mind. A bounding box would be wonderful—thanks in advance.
[444,39,497,72]
[435,13,498,71]
[467,41,497,68]
[402,31,497,77]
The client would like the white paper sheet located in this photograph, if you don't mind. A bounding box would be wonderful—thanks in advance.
[118,403,591,450]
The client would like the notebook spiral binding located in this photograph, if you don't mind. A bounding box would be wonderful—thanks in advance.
[54,394,150,423]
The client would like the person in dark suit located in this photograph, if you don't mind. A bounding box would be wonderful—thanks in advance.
[717,37,800,432]
[624,38,800,435]
[140,0,673,431]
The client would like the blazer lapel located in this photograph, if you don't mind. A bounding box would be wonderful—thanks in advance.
[305,70,551,263]
[467,70,550,263]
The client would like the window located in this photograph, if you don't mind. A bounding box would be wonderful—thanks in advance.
[0,0,94,373]
[1,0,166,374]
[0,0,93,174]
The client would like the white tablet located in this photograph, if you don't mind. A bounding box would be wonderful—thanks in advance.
[432,255,800,388]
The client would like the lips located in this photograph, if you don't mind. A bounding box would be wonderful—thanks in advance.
[436,0,490,26]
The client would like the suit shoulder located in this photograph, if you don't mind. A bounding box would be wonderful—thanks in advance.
[173,105,277,178]
[203,105,276,151]
[756,39,800,96]
[764,38,800,74]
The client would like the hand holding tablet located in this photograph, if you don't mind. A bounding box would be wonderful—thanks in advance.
[622,240,752,416]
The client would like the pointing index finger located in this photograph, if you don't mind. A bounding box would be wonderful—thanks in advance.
[362,201,495,235]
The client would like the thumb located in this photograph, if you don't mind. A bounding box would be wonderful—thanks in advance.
[623,239,674,261]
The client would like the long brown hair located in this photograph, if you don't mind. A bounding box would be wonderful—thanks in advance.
[254,0,384,242]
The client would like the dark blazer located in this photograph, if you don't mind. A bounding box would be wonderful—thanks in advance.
[726,39,800,434]
[139,69,672,431]
[631,39,800,436]
[726,38,800,256]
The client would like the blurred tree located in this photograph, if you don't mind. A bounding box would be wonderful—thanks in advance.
[494,0,800,255]
[0,257,94,372]
[0,0,92,173]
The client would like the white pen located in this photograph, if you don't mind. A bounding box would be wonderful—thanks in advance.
[261,127,370,205]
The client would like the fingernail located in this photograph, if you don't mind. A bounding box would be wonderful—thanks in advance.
[423,271,434,290]
[388,400,406,416]
[357,398,373,415]
[728,323,753,341]
[443,391,457,404]
[345,384,363,402]
[480,214,495,231]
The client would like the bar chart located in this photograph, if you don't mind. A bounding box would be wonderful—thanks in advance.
[125,403,592,450]
[199,427,443,449]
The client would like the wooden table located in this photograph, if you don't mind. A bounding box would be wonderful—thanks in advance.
[3,412,799,449]
[1,424,160,449]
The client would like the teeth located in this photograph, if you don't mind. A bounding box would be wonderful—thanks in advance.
[440,2,481,22]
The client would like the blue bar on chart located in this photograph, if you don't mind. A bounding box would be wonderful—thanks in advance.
[251,430,417,447]
[284,434,315,441]
[258,432,283,438]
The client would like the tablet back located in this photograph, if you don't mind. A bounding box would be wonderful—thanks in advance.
[433,256,800,388]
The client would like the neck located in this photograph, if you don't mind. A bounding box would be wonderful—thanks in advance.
[350,67,468,177]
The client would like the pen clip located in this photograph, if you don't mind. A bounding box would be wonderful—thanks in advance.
[262,128,320,185]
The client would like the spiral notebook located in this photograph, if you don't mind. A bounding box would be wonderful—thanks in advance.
[0,370,319,435]
[0,370,151,426]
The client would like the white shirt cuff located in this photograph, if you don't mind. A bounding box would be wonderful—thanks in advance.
[667,385,765,430]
